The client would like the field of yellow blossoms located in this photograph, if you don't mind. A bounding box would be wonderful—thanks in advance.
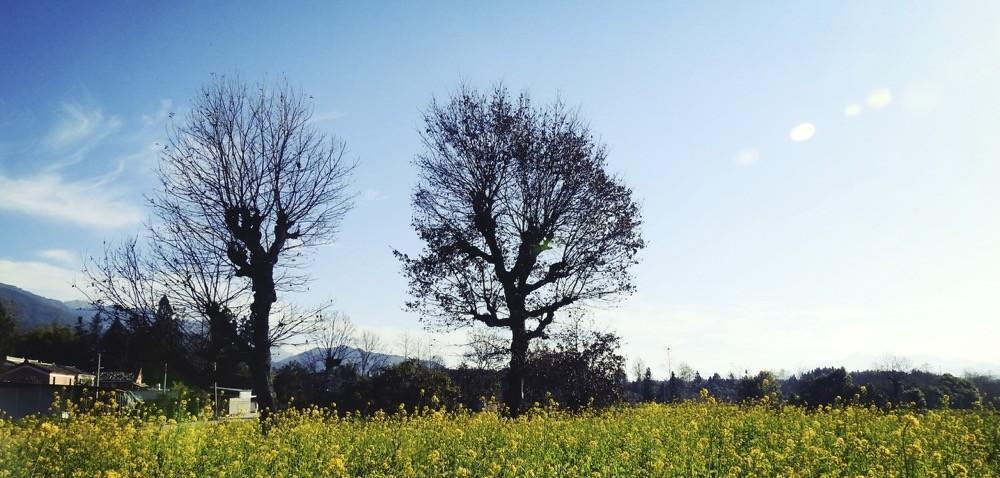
[1,396,998,478]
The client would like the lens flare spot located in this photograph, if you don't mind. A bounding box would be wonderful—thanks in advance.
[734,148,760,165]
[866,89,892,109]
[789,123,816,142]
[843,104,862,117]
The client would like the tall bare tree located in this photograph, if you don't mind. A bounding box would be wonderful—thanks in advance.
[157,77,353,414]
[356,329,387,376]
[396,85,644,414]
[306,311,356,372]
[632,358,648,384]
[86,77,354,417]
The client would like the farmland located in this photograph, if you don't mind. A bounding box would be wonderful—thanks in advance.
[1,398,997,478]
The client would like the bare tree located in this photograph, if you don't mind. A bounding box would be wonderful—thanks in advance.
[632,358,647,383]
[398,331,414,360]
[675,362,696,382]
[463,328,510,370]
[306,311,356,372]
[396,85,645,414]
[86,77,354,417]
[81,237,165,327]
[413,335,435,363]
[876,354,913,404]
[356,329,387,376]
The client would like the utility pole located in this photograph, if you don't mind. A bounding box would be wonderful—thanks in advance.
[666,346,672,378]
[163,362,168,392]
[95,352,102,400]
[213,361,218,419]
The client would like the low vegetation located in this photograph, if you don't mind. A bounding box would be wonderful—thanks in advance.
[1,396,998,477]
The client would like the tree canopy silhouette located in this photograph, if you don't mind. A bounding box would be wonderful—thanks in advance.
[397,85,644,414]
[85,77,354,418]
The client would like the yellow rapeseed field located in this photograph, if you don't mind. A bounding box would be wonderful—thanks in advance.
[1,395,998,478]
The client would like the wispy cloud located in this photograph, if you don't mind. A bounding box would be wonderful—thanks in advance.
[0,99,169,230]
[309,110,345,124]
[0,173,143,229]
[43,103,122,170]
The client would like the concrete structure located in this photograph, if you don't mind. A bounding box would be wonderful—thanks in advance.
[216,387,258,417]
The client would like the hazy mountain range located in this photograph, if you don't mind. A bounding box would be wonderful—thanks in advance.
[274,346,439,371]
[0,282,96,330]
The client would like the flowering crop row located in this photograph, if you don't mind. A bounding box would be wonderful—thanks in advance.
[1,398,997,478]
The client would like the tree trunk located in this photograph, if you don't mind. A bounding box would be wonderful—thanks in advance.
[249,272,278,422]
[503,323,529,416]
[249,340,277,416]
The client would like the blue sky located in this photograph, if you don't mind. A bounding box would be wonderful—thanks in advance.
[1,1,999,376]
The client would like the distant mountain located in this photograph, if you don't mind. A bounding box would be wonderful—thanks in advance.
[0,283,92,330]
[274,346,439,371]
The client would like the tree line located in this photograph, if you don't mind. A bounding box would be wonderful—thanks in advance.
[4,298,998,414]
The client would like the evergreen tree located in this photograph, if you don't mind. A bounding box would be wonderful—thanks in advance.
[99,317,130,370]
[640,367,655,402]
[0,301,15,356]
[667,372,682,402]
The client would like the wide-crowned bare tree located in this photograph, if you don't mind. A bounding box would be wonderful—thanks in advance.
[155,77,353,413]
[396,85,644,414]
[87,77,354,416]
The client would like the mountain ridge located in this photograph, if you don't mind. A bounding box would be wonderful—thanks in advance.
[0,282,91,330]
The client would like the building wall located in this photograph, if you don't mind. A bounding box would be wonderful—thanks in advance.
[227,397,257,416]
[51,373,75,385]
[0,367,75,385]
[0,384,141,419]
[0,384,59,418]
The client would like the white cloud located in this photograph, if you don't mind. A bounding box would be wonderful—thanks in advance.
[37,249,81,268]
[0,259,83,301]
[0,173,143,229]
[789,122,816,142]
[43,103,122,170]
[843,104,862,117]
[866,88,893,109]
[734,148,760,165]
